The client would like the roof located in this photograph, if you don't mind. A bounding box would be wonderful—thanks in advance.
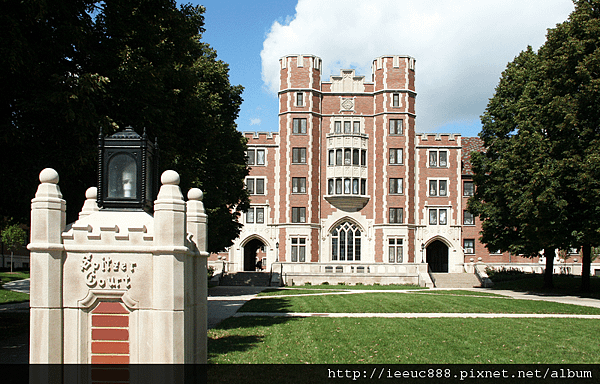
[462,137,485,176]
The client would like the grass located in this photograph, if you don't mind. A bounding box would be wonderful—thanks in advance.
[239,291,600,315]
[0,271,29,304]
[0,271,29,285]
[288,283,424,290]
[0,312,29,341]
[492,274,600,298]
[208,316,600,364]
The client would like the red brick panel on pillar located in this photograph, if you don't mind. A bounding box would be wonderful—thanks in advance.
[91,301,130,364]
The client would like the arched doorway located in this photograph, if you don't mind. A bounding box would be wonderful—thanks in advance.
[243,238,266,271]
[426,240,448,272]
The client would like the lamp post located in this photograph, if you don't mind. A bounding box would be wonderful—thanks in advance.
[421,243,425,263]
[97,127,158,212]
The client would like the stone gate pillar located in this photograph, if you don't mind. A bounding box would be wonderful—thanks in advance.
[28,168,66,363]
[29,168,208,364]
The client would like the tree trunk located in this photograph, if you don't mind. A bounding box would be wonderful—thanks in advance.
[543,248,554,289]
[581,244,591,293]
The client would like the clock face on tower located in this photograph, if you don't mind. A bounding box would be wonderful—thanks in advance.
[341,98,354,110]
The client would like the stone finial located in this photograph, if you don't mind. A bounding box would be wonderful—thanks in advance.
[156,170,184,201]
[40,168,59,184]
[79,187,99,219]
[34,168,63,200]
[187,188,203,201]
[161,170,180,185]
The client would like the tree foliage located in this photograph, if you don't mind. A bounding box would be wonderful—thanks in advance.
[469,0,600,291]
[0,0,249,253]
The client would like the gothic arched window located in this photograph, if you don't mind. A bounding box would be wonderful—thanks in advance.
[331,221,361,261]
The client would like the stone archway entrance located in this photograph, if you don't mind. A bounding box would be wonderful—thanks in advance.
[426,240,448,272]
[243,238,266,271]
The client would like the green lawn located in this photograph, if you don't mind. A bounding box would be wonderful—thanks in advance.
[208,317,600,364]
[0,271,29,285]
[492,274,600,298]
[240,291,600,315]
[0,271,30,304]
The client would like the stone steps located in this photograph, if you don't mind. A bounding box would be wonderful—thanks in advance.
[430,273,481,288]
[220,272,272,287]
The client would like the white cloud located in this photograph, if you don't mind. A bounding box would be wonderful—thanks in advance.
[250,118,262,126]
[260,0,574,132]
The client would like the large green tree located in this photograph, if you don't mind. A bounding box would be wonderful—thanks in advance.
[470,0,600,292]
[0,0,249,253]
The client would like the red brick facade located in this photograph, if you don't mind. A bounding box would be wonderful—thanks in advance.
[213,54,542,276]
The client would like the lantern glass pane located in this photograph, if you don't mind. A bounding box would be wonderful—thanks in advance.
[108,153,137,199]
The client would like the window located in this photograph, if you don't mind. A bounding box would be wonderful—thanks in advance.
[344,178,351,194]
[353,149,359,165]
[334,121,341,133]
[328,179,334,194]
[292,147,306,163]
[463,181,474,196]
[429,180,447,196]
[256,149,265,165]
[328,150,334,166]
[389,238,403,263]
[353,121,360,133]
[344,121,351,133]
[361,150,366,166]
[352,179,359,194]
[344,149,351,165]
[292,207,306,223]
[361,179,366,195]
[296,92,303,107]
[336,149,342,165]
[336,179,342,194]
[256,207,264,224]
[247,149,255,165]
[429,150,448,167]
[464,239,475,254]
[389,208,403,223]
[389,119,403,135]
[246,207,265,224]
[429,208,447,225]
[389,148,403,165]
[293,118,306,134]
[246,178,265,195]
[247,148,265,165]
[292,177,306,193]
[291,238,306,262]
[463,210,474,225]
[331,221,361,261]
[390,178,403,194]
[392,93,400,107]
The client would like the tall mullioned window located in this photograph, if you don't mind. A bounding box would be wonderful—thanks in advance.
[331,221,361,261]
[291,238,306,262]
[389,238,403,263]
[429,150,448,167]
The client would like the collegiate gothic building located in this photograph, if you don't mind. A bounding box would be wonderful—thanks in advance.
[211,54,546,285]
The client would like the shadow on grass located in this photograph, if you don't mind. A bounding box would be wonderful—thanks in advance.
[208,316,296,362]
[237,296,294,313]
[0,312,29,340]
[491,274,600,299]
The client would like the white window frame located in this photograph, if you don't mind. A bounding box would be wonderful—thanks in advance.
[463,239,475,254]
[293,118,307,134]
[428,150,448,168]
[296,92,304,107]
[291,237,306,262]
[428,179,448,197]
[246,177,266,195]
[388,238,403,263]
[389,178,404,195]
[389,148,403,165]
[292,177,306,194]
[389,119,403,135]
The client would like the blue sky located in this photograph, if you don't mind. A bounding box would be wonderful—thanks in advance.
[192,0,575,138]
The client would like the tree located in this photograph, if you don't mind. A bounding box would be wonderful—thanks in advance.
[1,225,27,273]
[469,47,567,289]
[0,0,249,253]
[470,0,600,292]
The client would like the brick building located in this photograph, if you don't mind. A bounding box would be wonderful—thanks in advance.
[210,54,572,285]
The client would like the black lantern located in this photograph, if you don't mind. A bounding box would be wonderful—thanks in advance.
[97,127,159,212]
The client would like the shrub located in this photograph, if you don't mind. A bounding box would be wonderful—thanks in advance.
[485,267,534,282]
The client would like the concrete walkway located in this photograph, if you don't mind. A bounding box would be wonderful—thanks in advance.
[207,286,268,329]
